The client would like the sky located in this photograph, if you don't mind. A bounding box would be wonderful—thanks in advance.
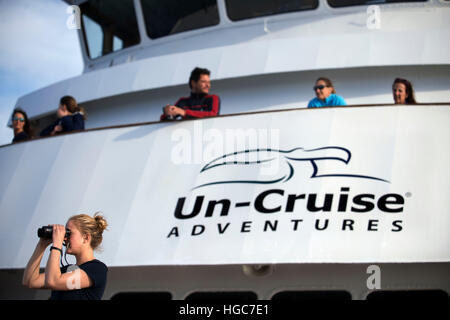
[0,0,83,145]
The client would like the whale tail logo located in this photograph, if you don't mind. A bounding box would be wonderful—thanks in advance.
[194,146,389,190]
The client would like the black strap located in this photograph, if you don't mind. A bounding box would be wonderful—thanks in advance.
[50,246,63,254]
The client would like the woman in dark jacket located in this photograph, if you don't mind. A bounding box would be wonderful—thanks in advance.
[11,108,33,143]
[40,96,86,137]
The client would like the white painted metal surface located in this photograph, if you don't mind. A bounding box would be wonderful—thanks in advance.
[1,105,449,269]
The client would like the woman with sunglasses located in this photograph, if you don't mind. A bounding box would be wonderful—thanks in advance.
[40,96,86,137]
[11,108,33,143]
[307,77,347,108]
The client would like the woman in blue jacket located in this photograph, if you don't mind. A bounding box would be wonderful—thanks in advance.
[307,77,347,108]
[40,96,85,137]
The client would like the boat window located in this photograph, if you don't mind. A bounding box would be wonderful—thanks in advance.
[185,291,258,301]
[80,0,140,59]
[225,0,319,21]
[113,36,123,52]
[140,0,220,39]
[82,15,103,59]
[366,290,449,301]
[271,291,352,300]
[327,0,427,8]
[110,292,172,300]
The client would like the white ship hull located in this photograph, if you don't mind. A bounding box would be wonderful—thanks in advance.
[1,0,449,300]
[1,105,449,299]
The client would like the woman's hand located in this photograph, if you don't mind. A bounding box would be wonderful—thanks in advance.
[50,125,62,136]
[38,237,52,249]
[51,224,66,248]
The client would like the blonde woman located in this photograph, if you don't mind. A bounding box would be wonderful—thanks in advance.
[23,213,108,300]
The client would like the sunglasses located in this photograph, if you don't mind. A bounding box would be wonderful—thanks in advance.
[13,117,25,122]
[313,85,328,91]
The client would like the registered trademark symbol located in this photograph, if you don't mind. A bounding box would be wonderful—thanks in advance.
[405,192,412,198]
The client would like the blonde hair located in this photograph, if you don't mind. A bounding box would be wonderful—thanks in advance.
[68,212,108,251]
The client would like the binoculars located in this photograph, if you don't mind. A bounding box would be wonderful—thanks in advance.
[37,226,71,239]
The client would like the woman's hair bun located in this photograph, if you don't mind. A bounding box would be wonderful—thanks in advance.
[69,212,108,251]
[94,212,108,233]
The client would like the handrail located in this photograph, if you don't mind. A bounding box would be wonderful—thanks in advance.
[2,103,449,149]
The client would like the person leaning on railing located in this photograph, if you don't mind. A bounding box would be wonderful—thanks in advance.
[161,67,220,120]
[23,213,108,300]
[307,77,347,108]
[40,96,86,137]
[11,107,33,143]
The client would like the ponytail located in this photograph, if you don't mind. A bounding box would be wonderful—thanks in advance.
[60,95,87,120]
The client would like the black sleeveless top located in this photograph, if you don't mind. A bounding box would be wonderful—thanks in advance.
[50,259,108,300]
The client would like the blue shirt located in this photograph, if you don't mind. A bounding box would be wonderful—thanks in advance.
[307,94,347,108]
